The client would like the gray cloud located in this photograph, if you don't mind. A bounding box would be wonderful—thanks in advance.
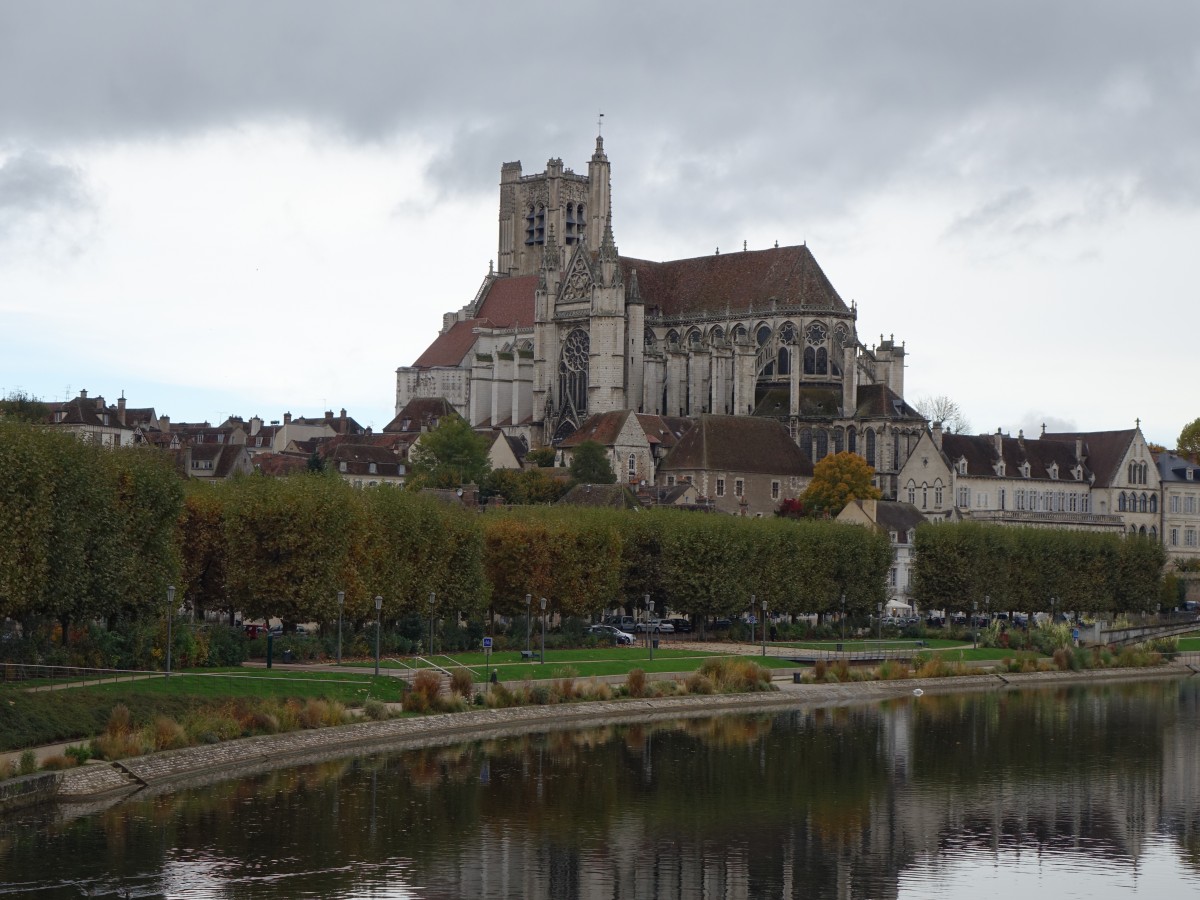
[0,149,94,244]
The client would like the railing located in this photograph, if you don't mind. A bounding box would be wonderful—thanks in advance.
[1,663,159,686]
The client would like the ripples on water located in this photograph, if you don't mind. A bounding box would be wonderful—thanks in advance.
[4,681,1200,899]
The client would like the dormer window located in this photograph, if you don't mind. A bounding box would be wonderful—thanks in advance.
[369,462,377,474]
[1020,462,1031,478]
[1073,465,1083,481]
[956,458,968,476]
[1049,463,1058,480]
[339,461,347,473]
[994,461,1006,477]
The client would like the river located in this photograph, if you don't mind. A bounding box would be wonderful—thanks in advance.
[3,679,1200,898]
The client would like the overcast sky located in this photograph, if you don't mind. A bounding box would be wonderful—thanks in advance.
[1,1,1196,445]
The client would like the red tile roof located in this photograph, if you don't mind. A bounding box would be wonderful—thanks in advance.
[476,275,538,327]
[412,319,485,368]
[661,415,813,477]
[559,410,631,447]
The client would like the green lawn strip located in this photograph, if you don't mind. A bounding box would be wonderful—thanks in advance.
[926,647,1023,662]
[777,638,967,652]
[447,653,796,683]
[77,671,406,704]
[1175,637,1200,651]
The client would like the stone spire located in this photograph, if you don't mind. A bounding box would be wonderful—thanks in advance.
[627,268,642,305]
[592,133,607,162]
[599,202,621,287]
[541,225,561,271]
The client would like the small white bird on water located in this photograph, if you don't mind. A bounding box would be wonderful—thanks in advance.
[912,688,924,697]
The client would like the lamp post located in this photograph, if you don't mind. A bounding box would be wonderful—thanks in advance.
[840,593,846,645]
[165,585,175,676]
[972,599,978,650]
[646,594,654,661]
[428,592,436,657]
[525,593,532,656]
[336,591,345,666]
[877,601,883,642]
[539,596,548,664]
[373,595,383,677]
[761,598,768,657]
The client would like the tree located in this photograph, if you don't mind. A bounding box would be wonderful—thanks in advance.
[801,451,881,516]
[306,449,326,473]
[915,395,971,434]
[567,440,616,485]
[408,414,491,489]
[525,447,557,468]
[1178,418,1200,458]
[0,390,49,423]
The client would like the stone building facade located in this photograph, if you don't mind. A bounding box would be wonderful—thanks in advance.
[397,137,922,498]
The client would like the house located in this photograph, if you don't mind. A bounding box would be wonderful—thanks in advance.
[44,389,136,447]
[656,415,812,516]
[178,443,254,480]
[1155,450,1200,568]
[837,499,927,611]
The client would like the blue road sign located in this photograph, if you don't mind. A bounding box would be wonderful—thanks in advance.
[482,637,493,649]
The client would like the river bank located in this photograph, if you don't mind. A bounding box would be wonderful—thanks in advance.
[3,663,1189,817]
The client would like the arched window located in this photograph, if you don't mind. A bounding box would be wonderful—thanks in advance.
[1150,495,1158,513]
[799,428,813,457]
[687,329,702,347]
[628,453,637,477]
[934,480,944,507]
[865,429,876,467]
[733,324,748,342]
[815,430,828,460]
[922,483,929,509]
[778,347,790,375]
[847,425,857,454]
[1139,492,1148,513]
[1150,525,1158,539]
[665,329,680,346]
[833,427,845,454]
[710,325,724,341]
[644,327,656,348]
[557,328,590,425]
[756,325,772,346]
[1139,525,1147,535]
[803,346,815,374]
[1118,493,1127,512]
[815,346,828,375]
[907,481,916,504]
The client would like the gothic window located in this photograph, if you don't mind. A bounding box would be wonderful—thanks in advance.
[1150,525,1157,539]
[687,329,702,347]
[865,429,876,467]
[756,325,772,346]
[815,346,828,375]
[733,324,748,342]
[564,202,585,245]
[803,346,815,374]
[779,322,797,344]
[805,322,827,345]
[833,427,845,454]
[628,453,637,477]
[831,323,848,375]
[815,430,828,460]
[644,327,657,348]
[558,328,590,423]
[1118,493,1127,512]
[778,347,790,375]
[799,428,813,457]
[1150,495,1158,513]
[847,426,857,454]
[710,325,724,341]
[923,484,930,509]
[666,329,680,346]
[907,481,916,504]
[1139,492,1148,513]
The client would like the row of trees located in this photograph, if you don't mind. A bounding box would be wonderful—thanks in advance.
[912,522,1167,615]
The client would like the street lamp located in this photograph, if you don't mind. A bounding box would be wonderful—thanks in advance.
[336,591,345,665]
[428,592,436,656]
[761,597,768,657]
[646,594,654,661]
[972,599,978,650]
[373,595,383,677]
[165,585,175,676]
[840,593,847,645]
[525,593,532,656]
[539,596,548,664]
[877,601,883,642]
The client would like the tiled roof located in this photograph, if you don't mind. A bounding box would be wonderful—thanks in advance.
[476,275,538,327]
[661,415,813,476]
[622,244,847,318]
[1042,430,1136,487]
[559,411,631,448]
[252,452,309,477]
[870,500,928,532]
[636,414,693,449]
[412,319,485,368]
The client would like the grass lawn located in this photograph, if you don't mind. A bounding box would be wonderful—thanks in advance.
[776,638,969,651]
[1176,637,1200,651]
[78,670,408,703]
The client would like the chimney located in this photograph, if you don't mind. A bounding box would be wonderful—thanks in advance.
[931,421,943,451]
[324,410,333,423]
[117,394,126,426]
[283,412,292,425]
[79,388,88,399]
[1075,438,1083,463]
[993,428,1003,458]
[340,408,347,432]
[159,414,170,432]
[249,416,262,436]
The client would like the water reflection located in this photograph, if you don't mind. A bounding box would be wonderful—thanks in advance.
[3,682,1200,898]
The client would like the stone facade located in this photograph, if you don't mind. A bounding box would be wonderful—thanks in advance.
[397,137,920,498]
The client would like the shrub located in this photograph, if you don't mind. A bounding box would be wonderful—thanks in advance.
[412,670,443,707]
[40,754,74,771]
[626,668,647,698]
[813,659,827,681]
[152,716,189,750]
[580,678,613,701]
[449,669,474,697]
[363,698,390,721]
[106,703,132,737]
[0,759,13,780]
[685,672,715,694]
[697,658,773,692]
[484,683,515,709]
[529,685,552,705]
[1052,648,1071,671]
[18,750,37,776]
[435,694,470,713]
[65,743,93,765]
[876,660,911,680]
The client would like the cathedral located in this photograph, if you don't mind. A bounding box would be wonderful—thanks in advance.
[396,136,925,497]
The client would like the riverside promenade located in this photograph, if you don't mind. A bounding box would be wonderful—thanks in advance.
[13,664,1181,814]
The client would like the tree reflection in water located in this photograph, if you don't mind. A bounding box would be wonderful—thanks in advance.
[3,681,1200,898]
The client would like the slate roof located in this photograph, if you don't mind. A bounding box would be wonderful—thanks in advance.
[660,415,813,476]
[622,244,847,318]
[869,500,928,533]
[252,452,309,476]
[412,319,485,368]
[1042,430,1136,487]
[855,384,923,420]
[559,411,631,448]
[1156,450,1200,484]
[939,433,1090,481]
[384,397,456,433]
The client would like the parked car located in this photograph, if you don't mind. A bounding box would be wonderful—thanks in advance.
[712,617,732,630]
[589,624,635,645]
[634,618,674,633]
[603,615,637,633]
[667,617,692,633]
